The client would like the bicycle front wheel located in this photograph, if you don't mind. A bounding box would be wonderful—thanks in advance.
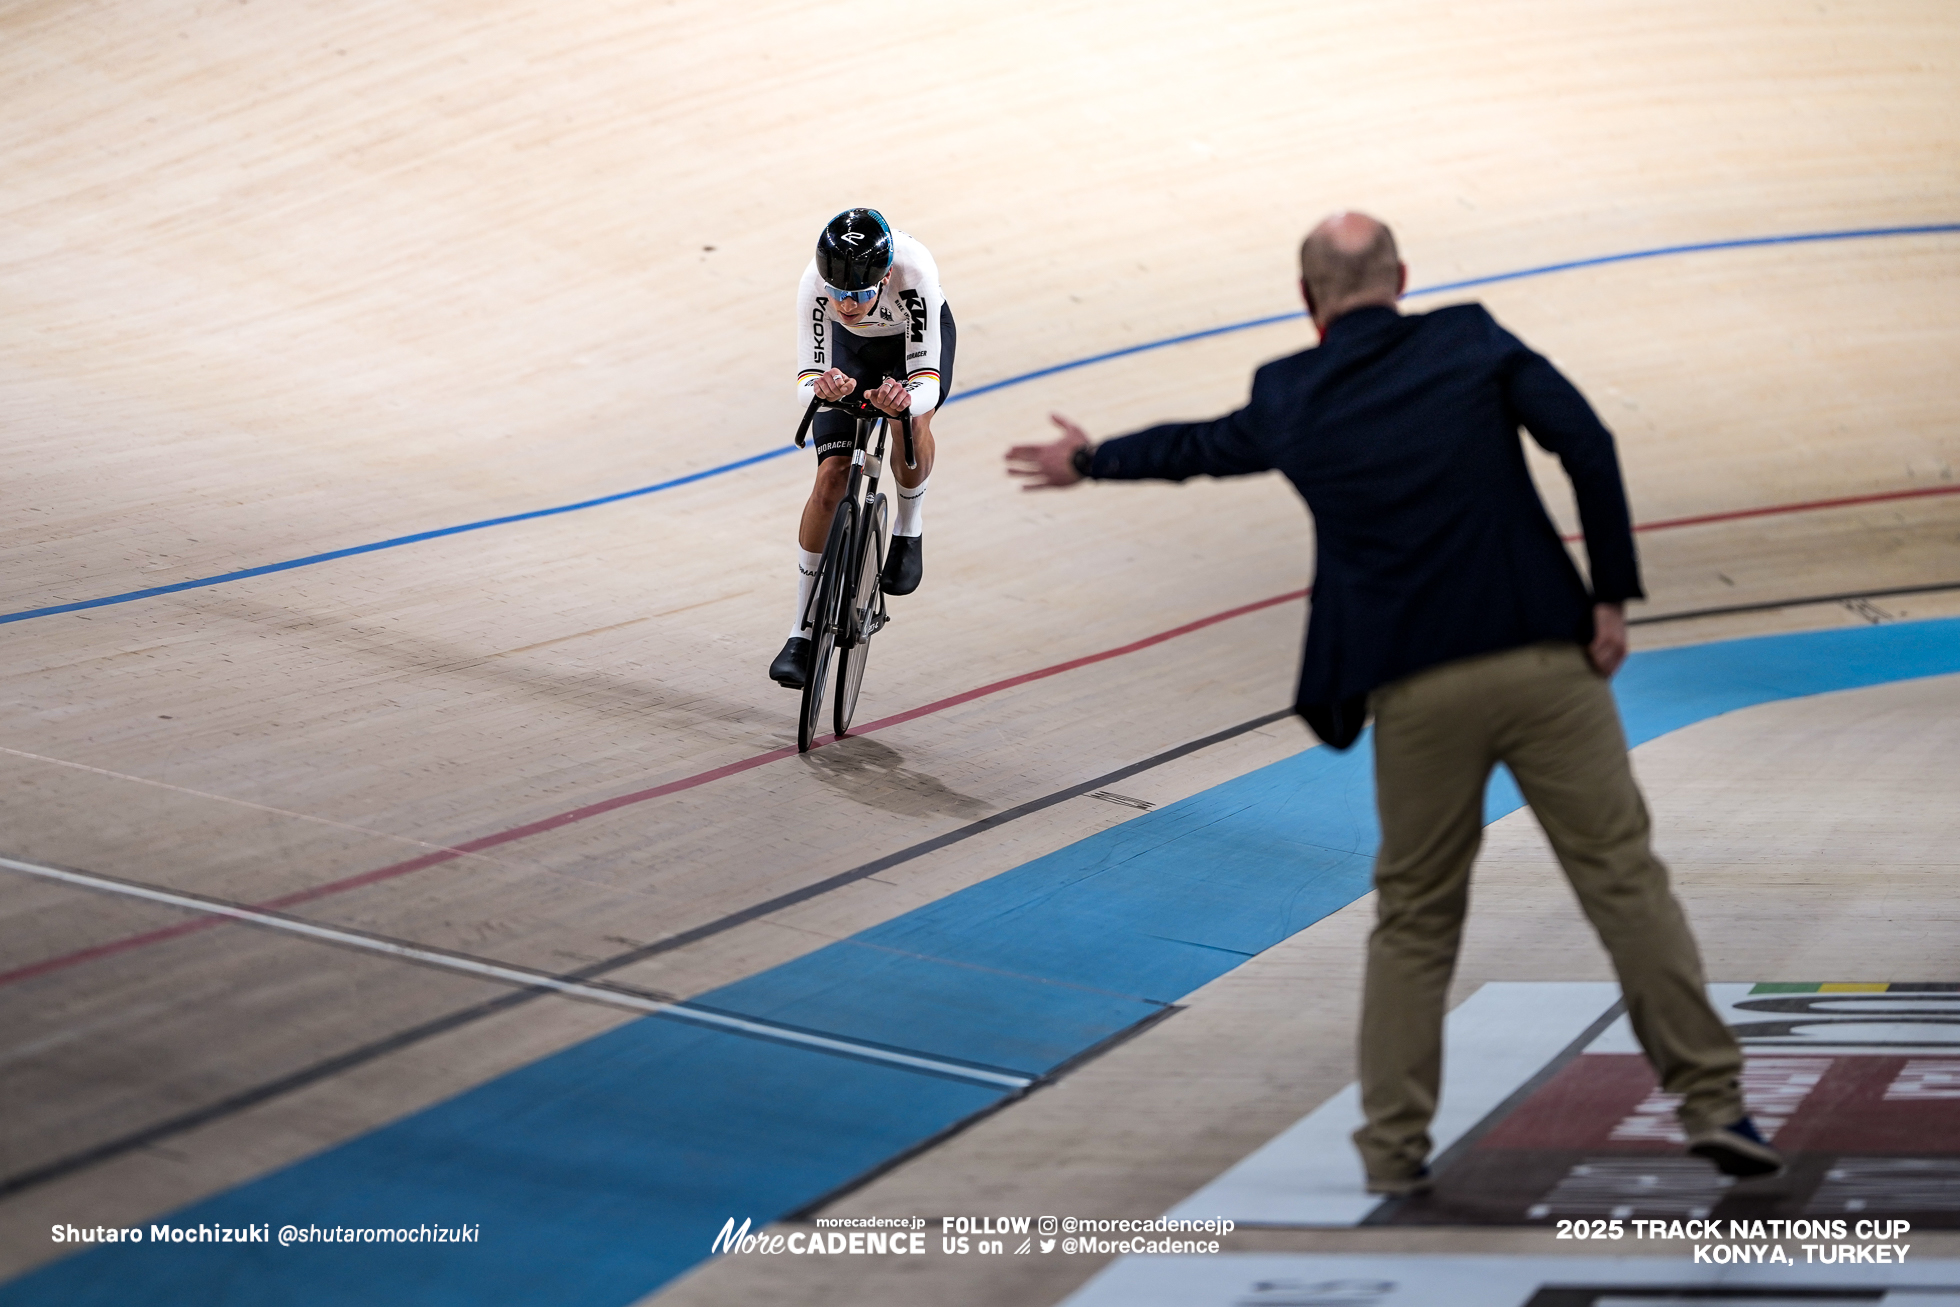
[798,497,855,753]
[834,492,887,737]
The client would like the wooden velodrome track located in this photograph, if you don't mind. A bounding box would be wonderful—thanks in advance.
[2,2,1957,1304]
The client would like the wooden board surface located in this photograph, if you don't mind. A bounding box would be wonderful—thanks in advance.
[1,0,1956,1298]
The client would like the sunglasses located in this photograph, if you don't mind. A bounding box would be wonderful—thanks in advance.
[826,283,882,305]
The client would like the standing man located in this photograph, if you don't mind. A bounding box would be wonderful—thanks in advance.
[1005,213,1781,1195]
[770,207,954,689]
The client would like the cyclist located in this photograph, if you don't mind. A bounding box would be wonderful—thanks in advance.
[770,207,955,688]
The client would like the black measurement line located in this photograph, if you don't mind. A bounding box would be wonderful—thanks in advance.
[2,708,1295,1196]
[1631,580,1960,626]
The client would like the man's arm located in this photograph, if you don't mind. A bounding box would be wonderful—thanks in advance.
[1496,334,1641,677]
[1006,400,1274,490]
[1500,346,1643,606]
[1589,602,1629,677]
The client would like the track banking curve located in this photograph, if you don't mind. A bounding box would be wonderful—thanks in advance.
[4,220,1956,627]
[6,220,1960,990]
[10,472,1960,995]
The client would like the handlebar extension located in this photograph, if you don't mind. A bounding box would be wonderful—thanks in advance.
[794,393,918,471]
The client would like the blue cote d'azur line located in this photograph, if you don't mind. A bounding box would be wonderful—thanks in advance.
[4,220,1955,627]
[8,615,1957,1307]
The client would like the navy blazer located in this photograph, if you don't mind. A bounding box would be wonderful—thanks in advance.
[1088,303,1643,721]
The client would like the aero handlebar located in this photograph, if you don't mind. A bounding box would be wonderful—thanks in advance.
[794,393,917,470]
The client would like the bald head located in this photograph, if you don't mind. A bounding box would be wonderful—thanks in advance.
[1299,212,1403,329]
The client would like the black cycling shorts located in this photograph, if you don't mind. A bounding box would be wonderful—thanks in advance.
[810,301,956,461]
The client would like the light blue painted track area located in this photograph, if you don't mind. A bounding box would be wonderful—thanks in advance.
[7,616,1959,1307]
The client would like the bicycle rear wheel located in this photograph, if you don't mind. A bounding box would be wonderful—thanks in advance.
[798,498,854,753]
[834,492,887,737]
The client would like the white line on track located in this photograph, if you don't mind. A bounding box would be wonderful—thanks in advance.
[0,745,504,866]
[0,855,1034,1092]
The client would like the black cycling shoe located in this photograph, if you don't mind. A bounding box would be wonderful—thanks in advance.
[769,636,812,689]
[881,534,923,596]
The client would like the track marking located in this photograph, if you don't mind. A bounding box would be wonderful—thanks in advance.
[484,593,751,659]
[3,222,1954,627]
[0,449,800,626]
[486,615,653,658]
[1630,578,1960,627]
[13,500,1960,992]
[0,706,1290,1195]
[0,592,1308,989]
[11,605,1960,1194]
[4,469,1956,990]
[1625,482,1960,534]
[954,223,1960,401]
[0,745,506,866]
[0,855,1032,1092]
[1541,481,1960,548]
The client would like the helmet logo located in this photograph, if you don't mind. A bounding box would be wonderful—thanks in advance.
[841,232,864,245]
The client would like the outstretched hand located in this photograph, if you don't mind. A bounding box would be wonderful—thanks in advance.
[1004,414,1091,490]
[1588,603,1628,677]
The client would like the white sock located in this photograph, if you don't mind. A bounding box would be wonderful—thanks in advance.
[790,547,823,638]
[892,475,929,537]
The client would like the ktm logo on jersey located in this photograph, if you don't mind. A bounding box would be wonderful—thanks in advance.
[897,290,928,343]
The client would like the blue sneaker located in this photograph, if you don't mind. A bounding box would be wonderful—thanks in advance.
[1687,1116,1785,1178]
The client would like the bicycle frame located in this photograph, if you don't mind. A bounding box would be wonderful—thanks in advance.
[794,393,912,645]
[790,392,915,750]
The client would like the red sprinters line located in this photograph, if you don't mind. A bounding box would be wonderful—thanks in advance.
[0,589,1309,990]
[1636,483,1960,532]
[10,479,1958,989]
[1559,482,1960,543]
[842,588,1310,737]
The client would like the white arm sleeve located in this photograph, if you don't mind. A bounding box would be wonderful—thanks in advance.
[795,260,826,406]
[893,239,944,413]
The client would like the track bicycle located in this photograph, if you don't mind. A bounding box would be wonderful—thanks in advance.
[791,391,916,753]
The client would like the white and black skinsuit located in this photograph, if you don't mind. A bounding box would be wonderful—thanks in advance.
[793,230,953,458]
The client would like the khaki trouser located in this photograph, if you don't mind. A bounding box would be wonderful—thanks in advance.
[1352,641,1744,1181]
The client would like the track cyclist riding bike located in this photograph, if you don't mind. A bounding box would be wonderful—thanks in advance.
[770,208,955,689]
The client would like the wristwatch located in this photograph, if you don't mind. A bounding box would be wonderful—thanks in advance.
[1069,443,1096,479]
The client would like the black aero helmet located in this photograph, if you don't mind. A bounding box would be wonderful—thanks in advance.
[815,208,894,292]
